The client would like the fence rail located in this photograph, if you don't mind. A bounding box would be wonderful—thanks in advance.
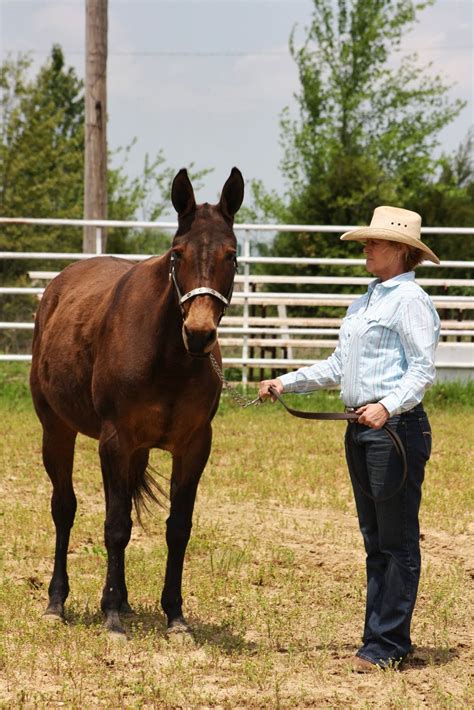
[1,217,473,382]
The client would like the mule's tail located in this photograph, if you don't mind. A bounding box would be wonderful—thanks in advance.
[132,463,169,526]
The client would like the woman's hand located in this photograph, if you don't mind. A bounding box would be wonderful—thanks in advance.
[258,378,284,402]
[356,403,390,429]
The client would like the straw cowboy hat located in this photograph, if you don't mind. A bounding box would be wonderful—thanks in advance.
[340,205,440,264]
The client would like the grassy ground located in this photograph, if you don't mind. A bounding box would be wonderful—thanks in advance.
[0,364,473,708]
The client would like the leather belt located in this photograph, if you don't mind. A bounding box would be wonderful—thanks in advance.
[345,403,376,412]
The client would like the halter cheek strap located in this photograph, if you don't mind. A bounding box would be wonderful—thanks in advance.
[169,252,237,320]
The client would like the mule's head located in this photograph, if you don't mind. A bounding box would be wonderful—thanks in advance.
[170,167,244,357]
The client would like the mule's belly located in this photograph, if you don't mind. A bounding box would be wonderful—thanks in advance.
[32,326,102,437]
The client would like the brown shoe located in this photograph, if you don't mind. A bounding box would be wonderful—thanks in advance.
[351,655,378,673]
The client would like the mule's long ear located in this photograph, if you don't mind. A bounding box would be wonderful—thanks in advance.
[219,167,244,222]
[171,169,196,216]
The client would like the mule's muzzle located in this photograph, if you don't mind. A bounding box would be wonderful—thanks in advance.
[183,324,217,356]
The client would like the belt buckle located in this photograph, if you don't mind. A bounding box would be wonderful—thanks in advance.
[345,406,358,423]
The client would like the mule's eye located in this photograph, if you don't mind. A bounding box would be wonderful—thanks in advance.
[172,249,182,260]
[225,250,237,261]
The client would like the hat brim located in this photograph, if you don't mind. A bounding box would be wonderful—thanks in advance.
[340,227,440,265]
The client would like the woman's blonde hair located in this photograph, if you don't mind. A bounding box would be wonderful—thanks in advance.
[396,243,425,270]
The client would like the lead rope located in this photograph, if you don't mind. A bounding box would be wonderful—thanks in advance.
[210,356,407,502]
[268,386,408,502]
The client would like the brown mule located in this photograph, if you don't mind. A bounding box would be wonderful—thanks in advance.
[30,168,244,636]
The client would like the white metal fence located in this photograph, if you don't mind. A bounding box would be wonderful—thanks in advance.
[1,217,473,382]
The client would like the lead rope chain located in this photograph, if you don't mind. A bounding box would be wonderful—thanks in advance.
[210,353,261,408]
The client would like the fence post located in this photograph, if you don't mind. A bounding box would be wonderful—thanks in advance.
[242,229,251,388]
[95,227,102,255]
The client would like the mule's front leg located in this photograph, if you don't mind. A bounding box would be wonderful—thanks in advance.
[161,481,199,633]
[99,427,133,635]
[161,428,211,633]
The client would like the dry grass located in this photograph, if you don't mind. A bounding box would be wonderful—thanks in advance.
[0,375,473,708]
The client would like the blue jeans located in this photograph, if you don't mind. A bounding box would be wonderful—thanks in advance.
[344,405,432,666]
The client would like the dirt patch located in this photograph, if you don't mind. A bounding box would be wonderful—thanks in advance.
[1,496,472,708]
[189,498,474,708]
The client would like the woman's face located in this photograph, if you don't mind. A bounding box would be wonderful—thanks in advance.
[363,239,405,280]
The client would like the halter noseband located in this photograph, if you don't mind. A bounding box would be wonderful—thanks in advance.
[169,251,237,320]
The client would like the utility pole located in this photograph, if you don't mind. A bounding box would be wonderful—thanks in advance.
[83,0,108,253]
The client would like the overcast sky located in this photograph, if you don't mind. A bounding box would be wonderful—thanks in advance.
[0,0,472,216]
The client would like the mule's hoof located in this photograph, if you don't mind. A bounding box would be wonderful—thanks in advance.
[43,604,64,623]
[43,611,64,624]
[105,611,127,639]
[167,615,190,634]
[166,616,194,645]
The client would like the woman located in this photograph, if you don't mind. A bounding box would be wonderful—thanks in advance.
[259,206,440,672]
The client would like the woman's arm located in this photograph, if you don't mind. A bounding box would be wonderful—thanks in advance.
[259,345,343,400]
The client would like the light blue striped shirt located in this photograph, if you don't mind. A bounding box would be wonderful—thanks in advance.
[278,272,440,416]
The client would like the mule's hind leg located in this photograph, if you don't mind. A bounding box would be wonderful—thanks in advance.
[99,426,134,635]
[161,426,212,633]
[41,417,77,619]
[119,448,150,615]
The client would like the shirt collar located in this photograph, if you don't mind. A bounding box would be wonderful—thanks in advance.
[368,271,415,292]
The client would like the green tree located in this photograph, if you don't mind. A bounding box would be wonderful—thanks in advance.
[0,46,85,255]
[248,0,469,266]
[416,129,474,266]
[106,144,210,254]
[0,46,85,353]
[0,46,182,262]
[0,46,209,352]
